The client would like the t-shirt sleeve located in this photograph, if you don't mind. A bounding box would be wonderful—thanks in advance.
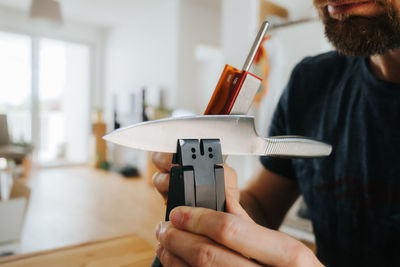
[259,64,301,180]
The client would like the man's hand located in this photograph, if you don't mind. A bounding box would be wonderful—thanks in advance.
[151,152,174,200]
[151,152,247,217]
[155,206,323,267]
[151,152,318,266]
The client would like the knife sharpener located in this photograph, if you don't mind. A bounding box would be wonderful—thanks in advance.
[151,138,225,267]
[204,20,269,116]
[204,65,262,115]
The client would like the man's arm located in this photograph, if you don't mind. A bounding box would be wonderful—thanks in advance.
[240,165,300,229]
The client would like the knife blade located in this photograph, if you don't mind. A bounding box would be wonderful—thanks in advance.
[103,115,332,157]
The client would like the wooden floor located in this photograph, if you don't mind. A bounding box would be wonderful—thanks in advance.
[15,166,165,254]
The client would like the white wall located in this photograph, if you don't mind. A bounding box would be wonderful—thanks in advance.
[104,0,181,168]
[105,0,179,117]
[64,43,91,163]
[221,0,259,68]
[176,0,222,113]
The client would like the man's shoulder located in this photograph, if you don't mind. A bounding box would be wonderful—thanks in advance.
[282,51,361,109]
[286,51,360,97]
[294,51,357,76]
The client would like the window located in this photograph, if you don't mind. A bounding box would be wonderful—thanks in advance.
[0,31,32,144]
[38,39,90,164]
[0,31,91,166]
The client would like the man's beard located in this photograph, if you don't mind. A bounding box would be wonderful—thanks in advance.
[318,1,400,57]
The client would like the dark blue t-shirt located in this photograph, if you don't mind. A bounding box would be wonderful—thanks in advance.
[260,51,400,266]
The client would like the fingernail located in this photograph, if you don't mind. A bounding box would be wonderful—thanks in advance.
[156,245,163,258]
[170,210,183,226]
[155,222,162,240]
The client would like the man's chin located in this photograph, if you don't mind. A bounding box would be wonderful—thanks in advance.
[321,11,400,57]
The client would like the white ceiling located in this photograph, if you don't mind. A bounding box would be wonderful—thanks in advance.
[0,0,223,27]
[0,0,315,28]
[0,0,162,27]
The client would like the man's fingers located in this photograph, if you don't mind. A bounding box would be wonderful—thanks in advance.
[221,163,251,220]
[157,222,261,267]
[222,163,240,200]
[225,192,253,221]
[152,172,169,199]
[152,152,173,172]
[170,207,309,266]
[156,246,190,267]
[151,153,172,201]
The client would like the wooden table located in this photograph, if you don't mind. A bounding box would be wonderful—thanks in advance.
[0,235,155,267]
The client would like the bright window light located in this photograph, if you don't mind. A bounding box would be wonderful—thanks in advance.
[0,31,32,143]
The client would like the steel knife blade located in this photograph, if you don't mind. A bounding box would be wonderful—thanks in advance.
[103,115,332,158]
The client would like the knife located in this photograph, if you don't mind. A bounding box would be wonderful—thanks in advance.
[103,115,332,157]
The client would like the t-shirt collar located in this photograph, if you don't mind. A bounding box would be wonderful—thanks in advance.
[361,56,400,92]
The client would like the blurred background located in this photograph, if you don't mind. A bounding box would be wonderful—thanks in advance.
[0,0,332,263]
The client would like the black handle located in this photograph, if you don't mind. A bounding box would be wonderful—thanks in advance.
[150,139,225,267]
[151,256,162,267]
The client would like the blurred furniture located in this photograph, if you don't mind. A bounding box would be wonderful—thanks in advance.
[0,115,32,177]
[0,179,31,246]
[259,0,289,25]
[92,111,107,168]
[0,234,154,267]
